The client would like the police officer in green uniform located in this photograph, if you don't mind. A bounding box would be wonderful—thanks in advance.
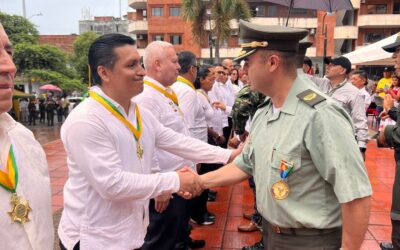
[378,33,400,250]
[200,20,372,250]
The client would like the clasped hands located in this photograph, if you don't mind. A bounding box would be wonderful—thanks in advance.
[176,166,204,199]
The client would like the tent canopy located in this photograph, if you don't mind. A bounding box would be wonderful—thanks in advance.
[343,33,397,66]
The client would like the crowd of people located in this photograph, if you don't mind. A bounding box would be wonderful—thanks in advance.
[1,18,400,250]
[16,96,72,126]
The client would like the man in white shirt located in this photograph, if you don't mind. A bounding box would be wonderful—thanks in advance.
[351,70,372,111]
[58,34,231,250]
[135,41,235,250]
[209,65,235,148]
[0,23,54,250]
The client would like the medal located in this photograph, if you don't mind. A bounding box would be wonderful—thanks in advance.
[1,145,31,224]
[271,180,289,200]
[90,91,144,159]
[136,143,143,159]
[270,159,294,200]
[8,193,31,224]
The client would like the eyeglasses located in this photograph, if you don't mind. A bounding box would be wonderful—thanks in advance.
[191,65,199,70]
[217,71,226,76]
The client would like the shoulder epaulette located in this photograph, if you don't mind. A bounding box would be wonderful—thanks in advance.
[257,97,271,108]
[296,89,326,107]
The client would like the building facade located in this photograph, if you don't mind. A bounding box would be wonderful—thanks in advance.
[128,0,400,67]
[79,16,132,37]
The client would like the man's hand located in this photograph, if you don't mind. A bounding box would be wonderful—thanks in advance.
[228,142,245,163]
[212,101,226,111]
[239,131,249,142]
[228,136,240,148]
[154,193,171,213]
[383,94,394,111]
[177,166,203,199]
[216,135,226,145]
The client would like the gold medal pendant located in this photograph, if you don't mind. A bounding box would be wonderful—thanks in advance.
[8,193,31,224]
[136,143,144,159]
[271,180,290,200]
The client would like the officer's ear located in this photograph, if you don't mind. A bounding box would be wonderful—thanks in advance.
[97,65,111,83]
[268,54,280,73]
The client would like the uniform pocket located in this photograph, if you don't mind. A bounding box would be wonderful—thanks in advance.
[270,151,302,182]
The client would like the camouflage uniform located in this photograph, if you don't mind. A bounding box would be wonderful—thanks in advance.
[231,85,266,135]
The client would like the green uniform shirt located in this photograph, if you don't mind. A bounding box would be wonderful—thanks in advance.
[234,76,372,229]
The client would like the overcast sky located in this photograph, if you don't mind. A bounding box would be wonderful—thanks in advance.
[0,0,132,35]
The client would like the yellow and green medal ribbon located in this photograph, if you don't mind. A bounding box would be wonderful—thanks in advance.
[89,91,144,159]
[0,145,18,193]
[177,76,195,91]
[144,80,179,106]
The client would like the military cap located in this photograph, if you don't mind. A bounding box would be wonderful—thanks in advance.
[234,20,309,61]
[382,32,400,53]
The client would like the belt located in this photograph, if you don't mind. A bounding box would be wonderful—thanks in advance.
[263,219,341,236]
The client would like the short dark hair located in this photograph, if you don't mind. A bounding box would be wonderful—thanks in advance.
[88,34,136,86]
[178,51,197,74]
[195,66,212,89]
[352,69,368,85]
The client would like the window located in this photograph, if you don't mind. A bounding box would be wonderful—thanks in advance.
[290,8,308,15]
[170,7,181,17]
[394,1,400,14]
[170,35,182,45]
[364,33,384,44]
[267,5,277,17]
[143,10,147,18]
[255,6,265,17]
[152,35,164,41]
[152,7,163,16]
[367,4,387,14]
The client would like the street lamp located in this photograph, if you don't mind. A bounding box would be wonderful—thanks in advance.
[322,12,333,76]
[206,9,213,64]
[28,12,43,20]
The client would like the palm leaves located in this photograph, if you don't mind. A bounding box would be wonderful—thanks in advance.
[182,0,252,63]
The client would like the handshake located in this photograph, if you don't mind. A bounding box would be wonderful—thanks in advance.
[176,166,205,199]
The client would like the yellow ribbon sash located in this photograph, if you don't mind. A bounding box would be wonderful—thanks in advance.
[177,76,195,91]
[89,91,142,142]
[197,90,210,103]
[144,80,179,106]
[0,145,18,193]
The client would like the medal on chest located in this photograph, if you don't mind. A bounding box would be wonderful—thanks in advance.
[271,159,294,200]
[136,142,144,159]
[0,145,31,224]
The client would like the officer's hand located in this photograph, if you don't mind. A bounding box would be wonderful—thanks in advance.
[177,167,203,199]
[228,142,245,163]
[239,131,249,142]
[216,135,226,145]
[154,193,172,213]
[212,101,226,111]
[228,137,240,148]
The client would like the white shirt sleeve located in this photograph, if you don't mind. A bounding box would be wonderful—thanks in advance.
[150,113,232,164]
[63,119,180,201]
[176,89,199,137]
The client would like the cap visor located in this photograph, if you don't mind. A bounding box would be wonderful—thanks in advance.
[382,41,400,53]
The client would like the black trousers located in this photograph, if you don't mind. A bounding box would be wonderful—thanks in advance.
[60,240,80,250]
[392,219,400,250]
[142,194,190,250]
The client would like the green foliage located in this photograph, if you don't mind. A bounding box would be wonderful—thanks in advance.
[14,43,68,72]
[0,12,38,44]
[26,69,87,93]
[73,32,99,84]
[181,0,252,63]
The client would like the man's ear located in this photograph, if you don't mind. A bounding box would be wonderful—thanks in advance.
[97,65,110,83]
[268,55,280,73]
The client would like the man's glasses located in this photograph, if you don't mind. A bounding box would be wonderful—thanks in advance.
[217,71,226,76]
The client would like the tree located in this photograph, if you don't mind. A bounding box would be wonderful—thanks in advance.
[182,0,252,63]
[0,12,39,44]
[73,32,99,84]
[25,69,86,93]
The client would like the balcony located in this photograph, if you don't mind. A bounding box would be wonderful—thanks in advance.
[128,0,146,9]
[204,17,317,31]
[128,20,148,34]
[358,14,400,28]
[334,26,358,39]
[201,48,241,59]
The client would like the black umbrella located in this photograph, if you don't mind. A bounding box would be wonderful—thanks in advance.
[263,0,354,26]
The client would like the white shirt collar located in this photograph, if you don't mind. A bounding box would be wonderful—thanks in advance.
[144,76,167,89]
[90,86,136,118]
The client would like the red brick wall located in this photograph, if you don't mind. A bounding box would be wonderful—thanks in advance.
[39,35,78,54]
[315,11,336,57]
[94,16,113,21]
[146,0,201,57]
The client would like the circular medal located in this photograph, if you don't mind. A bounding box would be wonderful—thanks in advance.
[271,180,289,200]
[8,193,31,224]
